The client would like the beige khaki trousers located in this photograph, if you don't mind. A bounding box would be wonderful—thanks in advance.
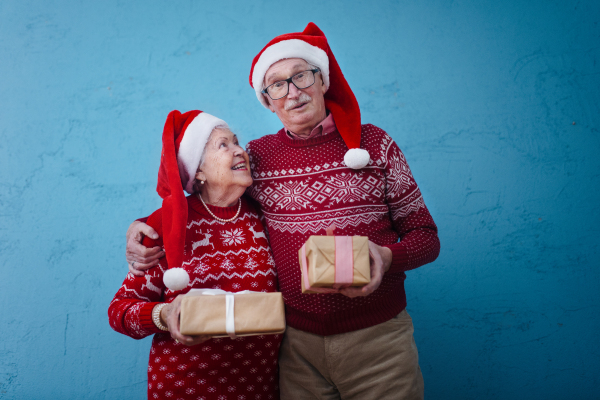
[279,310,424,400]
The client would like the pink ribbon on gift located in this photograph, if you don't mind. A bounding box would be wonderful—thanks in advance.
[300,235,355,293]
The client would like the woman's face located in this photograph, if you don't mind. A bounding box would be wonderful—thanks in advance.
[195,128,252,196]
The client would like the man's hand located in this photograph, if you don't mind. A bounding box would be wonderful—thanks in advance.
[160,296,211,346]
[126,221,165,276]
[339,241,392,298]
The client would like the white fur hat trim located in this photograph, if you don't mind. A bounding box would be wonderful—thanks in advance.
[163,268,190,291]
[252,39,330,109]
[177,112,228,194]
[344,148,370,169]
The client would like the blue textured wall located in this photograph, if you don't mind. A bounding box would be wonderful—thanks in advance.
[1,1,598,399]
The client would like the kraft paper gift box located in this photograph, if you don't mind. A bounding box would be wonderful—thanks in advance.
[179,289,286,337]
[298,236,371,294]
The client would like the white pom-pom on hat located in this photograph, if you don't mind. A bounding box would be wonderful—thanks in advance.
[344,148,370,169]
[163,268,190,291]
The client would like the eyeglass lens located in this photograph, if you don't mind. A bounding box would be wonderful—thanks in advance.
[267,70,316,100]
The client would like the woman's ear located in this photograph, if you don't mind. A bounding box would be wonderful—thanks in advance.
[195,169,206,183]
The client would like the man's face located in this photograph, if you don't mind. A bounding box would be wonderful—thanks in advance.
[263,58,327,136]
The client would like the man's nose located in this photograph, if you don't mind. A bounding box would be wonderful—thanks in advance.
[287,82,301,98]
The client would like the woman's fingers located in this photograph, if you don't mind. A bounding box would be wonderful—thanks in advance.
[163,296,211,346]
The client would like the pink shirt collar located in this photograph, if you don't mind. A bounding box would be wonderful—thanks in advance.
[286,113,337,140]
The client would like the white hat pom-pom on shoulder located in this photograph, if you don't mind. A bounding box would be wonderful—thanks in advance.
[163,268,190,291]
[344,148,370,169]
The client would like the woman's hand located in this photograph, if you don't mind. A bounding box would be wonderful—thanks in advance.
[339,241,392,298]
[126,221,165,276]
[160,295,211,346]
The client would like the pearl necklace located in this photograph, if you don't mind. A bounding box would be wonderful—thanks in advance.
[197,194,241,223]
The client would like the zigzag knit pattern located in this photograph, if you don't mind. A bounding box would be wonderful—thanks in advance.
[109,196,281,400]
[246,124,440,336]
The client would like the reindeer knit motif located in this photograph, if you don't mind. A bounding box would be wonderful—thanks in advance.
[109,195,280,400]
[246,123,440,336]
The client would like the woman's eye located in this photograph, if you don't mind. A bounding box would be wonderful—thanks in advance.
[219,142,227,148]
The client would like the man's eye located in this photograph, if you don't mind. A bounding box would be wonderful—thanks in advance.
[273,81,285,89]
[295,73,305,79]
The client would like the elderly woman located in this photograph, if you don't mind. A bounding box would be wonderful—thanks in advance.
[108,110,281,400]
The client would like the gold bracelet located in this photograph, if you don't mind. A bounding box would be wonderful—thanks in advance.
[152,303,169,331]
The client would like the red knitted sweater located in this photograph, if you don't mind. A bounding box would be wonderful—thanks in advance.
[108,195,281,400]
[246,123,440,336]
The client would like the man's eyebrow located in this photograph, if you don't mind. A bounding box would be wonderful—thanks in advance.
[265,63,306,84]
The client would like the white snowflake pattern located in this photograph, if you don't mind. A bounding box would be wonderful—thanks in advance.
[193,262,210,274]
[221,228,246,246]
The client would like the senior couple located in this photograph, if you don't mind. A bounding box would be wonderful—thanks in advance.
[109,23,440,400]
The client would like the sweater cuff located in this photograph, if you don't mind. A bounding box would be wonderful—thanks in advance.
[139,302,163,332]
[383,242,410,274]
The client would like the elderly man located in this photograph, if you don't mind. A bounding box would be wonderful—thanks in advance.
[126,23,439,399]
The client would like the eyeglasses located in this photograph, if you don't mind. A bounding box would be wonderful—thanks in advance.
[261,68,320,100]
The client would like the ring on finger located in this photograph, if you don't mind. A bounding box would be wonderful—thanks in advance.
[131,261,136,268]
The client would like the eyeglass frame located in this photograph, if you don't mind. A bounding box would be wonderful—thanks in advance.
[261,68,321,100]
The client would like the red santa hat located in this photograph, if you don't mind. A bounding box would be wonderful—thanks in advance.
[157,109,228,290]
[249,22,370,169]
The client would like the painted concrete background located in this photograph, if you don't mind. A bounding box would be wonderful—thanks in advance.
[1,0,598,399]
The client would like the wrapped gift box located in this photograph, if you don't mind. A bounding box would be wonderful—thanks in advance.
[179,289,286,337]
[298,235,370,293]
